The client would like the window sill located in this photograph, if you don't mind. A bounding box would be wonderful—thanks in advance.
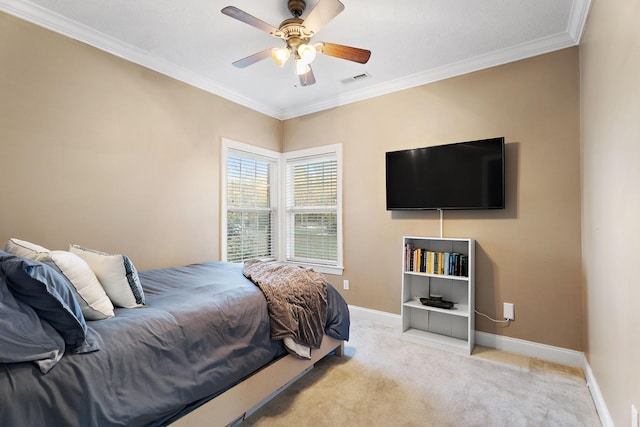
[286,262,344,276]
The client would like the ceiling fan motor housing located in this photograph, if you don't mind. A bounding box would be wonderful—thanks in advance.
[288,0,306,17]
[277,18,311,51]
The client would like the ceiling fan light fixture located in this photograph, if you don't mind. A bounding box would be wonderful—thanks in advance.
[271,47,291,67]
[295,59,311,75]
[297,43,317,65]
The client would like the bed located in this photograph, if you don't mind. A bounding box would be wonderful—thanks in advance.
[0,250,350,427]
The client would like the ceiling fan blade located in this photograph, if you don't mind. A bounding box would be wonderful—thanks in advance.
[299,66,316,87]
[221,6,279,35]
[302,0,345,35]
[317,42,371,64]
[232,49,273,68]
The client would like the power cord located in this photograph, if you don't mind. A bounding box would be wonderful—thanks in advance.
[474,310,511,325]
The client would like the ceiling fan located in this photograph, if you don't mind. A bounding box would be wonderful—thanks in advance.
[221,0,371,86]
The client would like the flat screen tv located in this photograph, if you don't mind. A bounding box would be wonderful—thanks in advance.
[386,137,505,210]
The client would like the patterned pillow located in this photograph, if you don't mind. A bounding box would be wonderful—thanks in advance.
[70,245,145,308]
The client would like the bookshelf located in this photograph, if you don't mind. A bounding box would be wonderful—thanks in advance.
[401,236,475,354]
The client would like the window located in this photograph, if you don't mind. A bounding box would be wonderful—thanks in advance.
[221,140,279,263]
[283,144,343,274]
[221,139,343,275]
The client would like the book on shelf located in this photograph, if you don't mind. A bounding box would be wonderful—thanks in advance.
[443,252,450,275]
[432,252,438,274]
[460,254,468,277]
[405,243,414,271]
[404,243,468,277]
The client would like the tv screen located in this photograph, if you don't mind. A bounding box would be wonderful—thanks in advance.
[386,137,505,210]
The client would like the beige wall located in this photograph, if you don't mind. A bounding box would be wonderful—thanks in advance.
[2,11,585,353]
[0,12,281,270]
[284,48,584,351]
[580,0,640,425]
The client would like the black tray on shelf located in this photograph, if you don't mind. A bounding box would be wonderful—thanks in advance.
[419,297,455,309]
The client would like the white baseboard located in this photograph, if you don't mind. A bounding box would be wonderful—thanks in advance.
[473,330,585,368]
[348,305,401,327]
[349,304,584,366]
[348,305,611,427]
[583,359,614,427]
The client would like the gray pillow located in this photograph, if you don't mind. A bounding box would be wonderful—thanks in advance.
[0,274,66,374]
[0,251,97,353]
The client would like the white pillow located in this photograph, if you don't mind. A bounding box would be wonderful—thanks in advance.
[70,245,145,308]
[39,251,115,320]
[4,238,50,258]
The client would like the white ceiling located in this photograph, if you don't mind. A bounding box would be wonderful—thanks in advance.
[1,0,591,119]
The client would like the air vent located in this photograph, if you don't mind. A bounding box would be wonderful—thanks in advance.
[341,72,372,84]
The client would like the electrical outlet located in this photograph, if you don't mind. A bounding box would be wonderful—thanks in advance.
[503,302,515,320]
[632,404,638,427]
[343,279,349,290]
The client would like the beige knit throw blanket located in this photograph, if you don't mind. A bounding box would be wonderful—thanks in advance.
[243,259,328,349]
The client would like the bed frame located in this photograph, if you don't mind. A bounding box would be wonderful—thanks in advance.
[171,335,344,427]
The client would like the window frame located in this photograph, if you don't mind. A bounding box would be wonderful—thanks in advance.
[221,139,343,275]
[220,138,280,263]
[280,144,343,275]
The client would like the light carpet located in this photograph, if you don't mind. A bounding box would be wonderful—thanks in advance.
[243,318,601,426]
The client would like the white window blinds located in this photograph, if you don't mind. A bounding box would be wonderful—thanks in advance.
[285,153,339,266]
[225,149,277,263]
[222,139,342,274]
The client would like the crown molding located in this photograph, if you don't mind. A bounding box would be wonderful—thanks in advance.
[2,0,591,121]
[0,0,282,119]
[281,29,579,119]
[567,0,592,43]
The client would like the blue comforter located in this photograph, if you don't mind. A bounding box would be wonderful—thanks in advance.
[0,261,349,426]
